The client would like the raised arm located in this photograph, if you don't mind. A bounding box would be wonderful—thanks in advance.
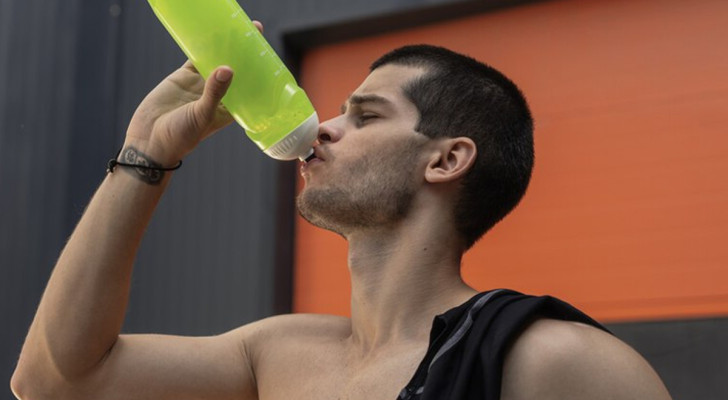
[11,60,257,400]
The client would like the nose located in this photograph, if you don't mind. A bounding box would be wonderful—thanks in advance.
[317,116,344,144]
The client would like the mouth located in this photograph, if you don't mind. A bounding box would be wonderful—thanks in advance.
[303,152,317,163]
[300,149,325,176]
[302,147,325,164]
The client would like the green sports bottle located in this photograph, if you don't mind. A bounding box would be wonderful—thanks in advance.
[148,0,318,161]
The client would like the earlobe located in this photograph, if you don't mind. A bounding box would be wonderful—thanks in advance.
[424,137,477,183]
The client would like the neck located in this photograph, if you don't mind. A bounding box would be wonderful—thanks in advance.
[344,204,477,352]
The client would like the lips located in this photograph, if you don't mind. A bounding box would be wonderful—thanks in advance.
[300,148,325,176]
[303,152,317,163]
[303,147,326,164]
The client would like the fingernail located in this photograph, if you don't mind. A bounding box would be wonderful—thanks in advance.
[215,68,232,82]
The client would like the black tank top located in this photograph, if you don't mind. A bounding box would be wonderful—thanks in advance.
[397,289,608,400]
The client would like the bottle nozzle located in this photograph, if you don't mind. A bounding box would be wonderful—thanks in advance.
[300,148,315,163]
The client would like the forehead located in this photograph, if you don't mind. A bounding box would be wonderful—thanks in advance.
[351,64,426,103]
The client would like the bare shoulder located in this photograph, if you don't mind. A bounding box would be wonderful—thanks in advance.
[227,313,351,366]
[225,313,351,397]
[231,313,351,344]
[501,318,672,400]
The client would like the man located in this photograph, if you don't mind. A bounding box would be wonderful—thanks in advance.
[12,29,671,400]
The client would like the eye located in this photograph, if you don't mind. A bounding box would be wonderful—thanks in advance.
[357,113,378,125]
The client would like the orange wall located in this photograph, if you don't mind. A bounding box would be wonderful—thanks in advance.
[294,0,728,322]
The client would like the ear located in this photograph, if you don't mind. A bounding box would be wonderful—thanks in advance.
[424,137,477,184]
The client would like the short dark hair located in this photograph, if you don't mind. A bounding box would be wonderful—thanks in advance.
[371,45,534,249]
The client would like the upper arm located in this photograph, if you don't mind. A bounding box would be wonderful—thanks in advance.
[20,313,342,400]
[61,313,342,400]
[61,324,263,400]
[501,319,672,400]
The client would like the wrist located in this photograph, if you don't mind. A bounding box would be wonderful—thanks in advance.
[108,146,182,185]
[120,134,187,165]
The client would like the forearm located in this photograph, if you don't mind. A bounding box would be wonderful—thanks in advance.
[16,149,172,382]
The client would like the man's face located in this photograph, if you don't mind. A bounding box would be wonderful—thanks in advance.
[297,64,431,236]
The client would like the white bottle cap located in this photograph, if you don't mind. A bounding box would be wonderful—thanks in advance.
[264,112,319,161]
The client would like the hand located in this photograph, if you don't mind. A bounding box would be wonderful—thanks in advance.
[123,21,264,165]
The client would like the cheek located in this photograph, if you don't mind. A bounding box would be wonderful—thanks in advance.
[332,132,425,179]
[358,143,422,185]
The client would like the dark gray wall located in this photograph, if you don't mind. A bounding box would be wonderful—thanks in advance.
[1,1,724,399]
[1,0,83,397]
[0,0,292,396]
[609,318,728,400]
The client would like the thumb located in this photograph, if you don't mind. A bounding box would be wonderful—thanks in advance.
[194,66,233,126]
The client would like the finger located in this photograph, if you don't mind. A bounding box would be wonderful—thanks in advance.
[252,20,263,33]
[194,66,233,126]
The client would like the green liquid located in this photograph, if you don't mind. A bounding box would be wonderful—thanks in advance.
[148,0,316,151]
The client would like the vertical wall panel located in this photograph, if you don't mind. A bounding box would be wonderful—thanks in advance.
[608,318,728,400]
[0,1,82,397]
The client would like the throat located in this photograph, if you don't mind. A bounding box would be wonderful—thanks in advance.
[346,238,474,349]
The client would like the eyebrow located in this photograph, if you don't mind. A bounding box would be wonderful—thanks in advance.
[340,94,393,114]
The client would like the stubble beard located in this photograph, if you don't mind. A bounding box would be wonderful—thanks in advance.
[296,139,424,238]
